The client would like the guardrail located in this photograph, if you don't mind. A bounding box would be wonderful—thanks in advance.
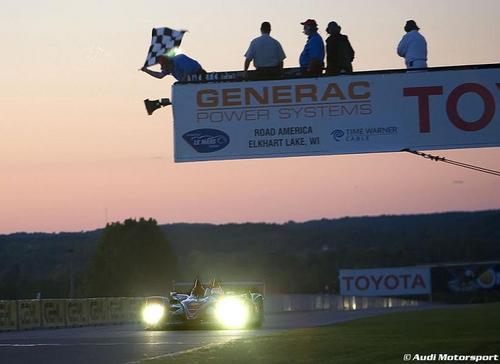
[0,295,422,332]
[264,294,422,313]
[0,298,146,332]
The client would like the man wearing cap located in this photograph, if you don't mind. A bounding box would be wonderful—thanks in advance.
[244,22,286,80]
[141,54,206,81]
[299,19,325,76]
[397,20,428,69]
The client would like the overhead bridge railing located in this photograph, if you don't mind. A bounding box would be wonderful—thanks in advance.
[180,63,500,83]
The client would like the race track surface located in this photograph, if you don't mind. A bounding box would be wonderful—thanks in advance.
[0,306,438,364]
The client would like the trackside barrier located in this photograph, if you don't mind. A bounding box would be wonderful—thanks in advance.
[108,298,127,324]
[17,300,41,330]
[0,295,425,331]
[88,298,109,325]
[264,294,424,313]
[0,300,17,331]
[283,295,292,311]
[336,296,344,310]
[66,299,89,327]
[126,297,146,323]
[41,299,66,328]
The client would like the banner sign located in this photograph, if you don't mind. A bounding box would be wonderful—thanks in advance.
[0,301,17,331]
[88,298,109,325]
[126,297,145,323]
[339,267,431,296]
[17,300,41,330]
[67,299,89,326]
[108,298,126,323]
[41,299,66,328]
[432,262,500,293]
[172,65,500,162]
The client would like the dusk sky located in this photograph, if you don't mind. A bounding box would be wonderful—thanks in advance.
[1,0,499,234]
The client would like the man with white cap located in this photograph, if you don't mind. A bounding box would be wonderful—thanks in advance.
[397,20,428,69]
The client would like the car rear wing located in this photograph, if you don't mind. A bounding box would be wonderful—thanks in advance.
[172,281,265,295]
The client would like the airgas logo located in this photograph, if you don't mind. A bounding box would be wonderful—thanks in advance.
[183,129,230,153]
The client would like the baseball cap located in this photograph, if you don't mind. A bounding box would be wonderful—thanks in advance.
[301,19,317,27]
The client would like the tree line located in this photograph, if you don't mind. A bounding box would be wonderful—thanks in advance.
[0,210,499,298]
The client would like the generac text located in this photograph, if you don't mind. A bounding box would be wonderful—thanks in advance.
[196,81,371,108]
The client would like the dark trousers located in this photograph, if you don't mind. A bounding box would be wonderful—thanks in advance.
[326,64,353,75]
[254,66,282,80]
[301,61,325,77]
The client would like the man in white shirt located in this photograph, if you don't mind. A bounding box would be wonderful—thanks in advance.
[397,20,428,69]
[244,22,286,79]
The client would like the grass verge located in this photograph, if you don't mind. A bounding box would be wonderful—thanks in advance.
[144,303,500,364]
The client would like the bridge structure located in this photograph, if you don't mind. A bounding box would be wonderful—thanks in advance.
[145,63,500,163]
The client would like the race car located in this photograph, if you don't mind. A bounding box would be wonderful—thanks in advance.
[142,278,264,330]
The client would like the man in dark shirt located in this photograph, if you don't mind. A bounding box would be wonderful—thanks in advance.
[325,21,355,75]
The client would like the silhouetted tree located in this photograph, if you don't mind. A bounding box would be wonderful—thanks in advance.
[1,264,21,299]
[84,218,177,297]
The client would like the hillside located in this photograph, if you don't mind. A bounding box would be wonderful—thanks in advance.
[1,210,499,298]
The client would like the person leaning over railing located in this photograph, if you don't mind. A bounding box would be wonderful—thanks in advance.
[141,54,206,82]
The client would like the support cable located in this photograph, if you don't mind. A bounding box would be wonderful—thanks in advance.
[403,149,500,177]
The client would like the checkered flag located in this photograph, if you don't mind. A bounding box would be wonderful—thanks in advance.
[143,27,186,67]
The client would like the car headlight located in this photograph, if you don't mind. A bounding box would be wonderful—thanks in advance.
[215,297,249,328]
[142,303,165,325]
